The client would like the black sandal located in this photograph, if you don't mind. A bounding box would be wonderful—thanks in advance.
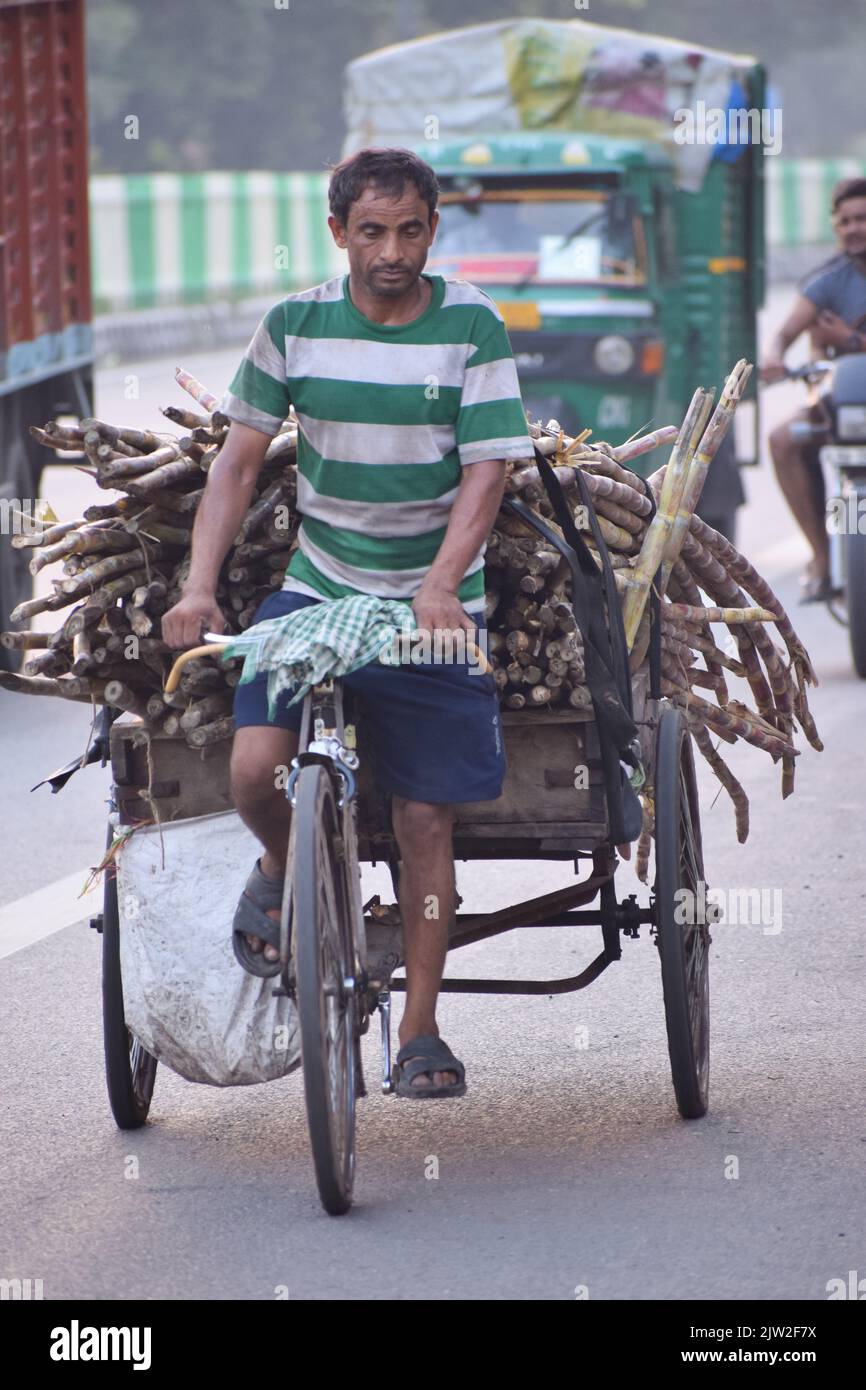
[799,573,841,604]
[231,858,285,978]
[392,1034,467,1099]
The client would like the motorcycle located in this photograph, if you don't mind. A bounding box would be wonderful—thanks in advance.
[780,356,866,679]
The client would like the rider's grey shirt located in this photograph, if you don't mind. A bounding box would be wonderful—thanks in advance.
[802,254,866,328]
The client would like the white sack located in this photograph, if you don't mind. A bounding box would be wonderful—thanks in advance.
[114,809,300,1087]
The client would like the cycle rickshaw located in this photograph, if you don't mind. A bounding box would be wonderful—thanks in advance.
[98,642,709,1216]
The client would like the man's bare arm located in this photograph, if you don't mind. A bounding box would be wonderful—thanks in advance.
[413,458,508,634]
[162,420,274,648]
[761,294,819,380]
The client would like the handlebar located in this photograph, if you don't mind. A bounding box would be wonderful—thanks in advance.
[164,637,228,693]
[163,629,493,694]
[782,359,834,384]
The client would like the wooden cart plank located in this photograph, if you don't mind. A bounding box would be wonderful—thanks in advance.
[109,715,234,824]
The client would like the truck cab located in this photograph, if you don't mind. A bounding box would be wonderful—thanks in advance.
[342,18,766,538]
[427,135,676,451]
[423,130,762,537]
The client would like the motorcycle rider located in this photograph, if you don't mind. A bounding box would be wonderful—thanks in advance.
[760,177,866,601]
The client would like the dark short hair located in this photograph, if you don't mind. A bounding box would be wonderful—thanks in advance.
[832,177,866,212]
[327,147,439,227]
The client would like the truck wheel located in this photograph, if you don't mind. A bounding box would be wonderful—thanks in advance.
[0,438,35,672]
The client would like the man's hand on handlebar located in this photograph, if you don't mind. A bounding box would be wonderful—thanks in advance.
[814,309,864,352]
[760,357,836,388]
[759,355,787,385]
[162,588,227,650]
[412,578,477,642]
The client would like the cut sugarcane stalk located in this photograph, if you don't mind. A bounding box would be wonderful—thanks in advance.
[175,367,219,412]
[620,388,715,648]
[666,603,775,625]
[659,360,752,590]
[1,629,52,651]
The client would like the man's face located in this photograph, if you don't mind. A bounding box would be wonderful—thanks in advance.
[329,180,439,298]
[833,196,866,258]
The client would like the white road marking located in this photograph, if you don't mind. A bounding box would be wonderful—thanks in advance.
[0,869,100,961]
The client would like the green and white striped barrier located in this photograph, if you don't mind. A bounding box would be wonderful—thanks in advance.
[89,160,866,314]
[89,171,347,313]
[766,157,866,250]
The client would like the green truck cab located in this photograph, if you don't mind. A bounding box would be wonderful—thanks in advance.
[343,19,767,536]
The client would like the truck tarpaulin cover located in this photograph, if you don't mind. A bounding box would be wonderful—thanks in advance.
[115,809,300,1087]
[342,18,756,192]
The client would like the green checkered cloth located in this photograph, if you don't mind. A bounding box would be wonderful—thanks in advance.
[221,594,418,722]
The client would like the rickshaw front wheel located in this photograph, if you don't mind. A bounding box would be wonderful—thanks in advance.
[291,764,357,1216]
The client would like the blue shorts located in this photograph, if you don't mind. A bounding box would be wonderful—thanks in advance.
[232,589,506,805]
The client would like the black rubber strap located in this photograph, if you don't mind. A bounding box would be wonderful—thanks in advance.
[528,449,638,746]
[502,491,641,843]
[569,460,633,714]
[623,463,663,704]
[501,494,638,761]
[545,445,662,704]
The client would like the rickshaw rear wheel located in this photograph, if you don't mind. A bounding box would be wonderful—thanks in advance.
[102,857,158,1129]
[291,764,357,1216]
[653,703,710,1119]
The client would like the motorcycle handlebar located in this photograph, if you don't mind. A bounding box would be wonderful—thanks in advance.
[782,359,834,383]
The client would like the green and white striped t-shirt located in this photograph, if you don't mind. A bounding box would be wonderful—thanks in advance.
[218,272,534,614]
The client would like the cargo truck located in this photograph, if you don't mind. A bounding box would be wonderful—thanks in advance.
[0,0,93,667]
[343,17,767,538]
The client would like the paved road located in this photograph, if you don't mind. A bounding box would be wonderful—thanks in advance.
[1,291,864,1300]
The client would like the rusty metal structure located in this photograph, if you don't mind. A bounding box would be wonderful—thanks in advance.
[0,0,93,662]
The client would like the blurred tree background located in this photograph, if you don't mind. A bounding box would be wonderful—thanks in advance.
[86,0,866,173]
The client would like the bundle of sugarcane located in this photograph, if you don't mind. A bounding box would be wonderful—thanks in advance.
[492,359,821,870]
[0,368,299,747]
[3,358,821,832]
[484,421,680,712]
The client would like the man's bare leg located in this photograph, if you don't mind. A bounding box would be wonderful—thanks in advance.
[769,417,829,580]
[390,795,459,1088]
[230,725,298,962]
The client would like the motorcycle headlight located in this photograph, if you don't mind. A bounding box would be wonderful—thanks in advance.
[593,335,635,375]
[837,405,866,441]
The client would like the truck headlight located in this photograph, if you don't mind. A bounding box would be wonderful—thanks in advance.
[594,335,635,375]
[837,405,866,441]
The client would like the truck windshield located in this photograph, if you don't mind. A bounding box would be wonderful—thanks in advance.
[428,192,645,287]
